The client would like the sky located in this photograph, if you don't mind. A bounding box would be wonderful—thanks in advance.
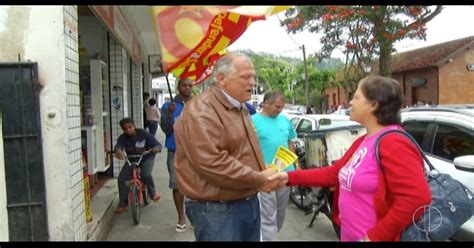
[228,5,474,60]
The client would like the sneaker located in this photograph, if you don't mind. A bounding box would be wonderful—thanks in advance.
[175,223,187,232]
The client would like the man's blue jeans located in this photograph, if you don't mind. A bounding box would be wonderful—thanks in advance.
[185,195,261,241]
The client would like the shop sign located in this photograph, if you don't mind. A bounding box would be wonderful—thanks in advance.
[114,9,134,57]
[91,5,114,28]
[91,6,142,64]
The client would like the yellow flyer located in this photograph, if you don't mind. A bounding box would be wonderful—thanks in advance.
[270,146,298,172]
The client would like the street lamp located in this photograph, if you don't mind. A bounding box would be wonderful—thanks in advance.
[300,72,307,105]
[291,79,297,104]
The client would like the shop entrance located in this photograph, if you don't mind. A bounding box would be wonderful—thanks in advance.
[77,7,113,212]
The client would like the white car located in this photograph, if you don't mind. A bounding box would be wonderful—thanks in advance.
[289,114,361,139]
[401,106,474,241]
[282,109,303,118]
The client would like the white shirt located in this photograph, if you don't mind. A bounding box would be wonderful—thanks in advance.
[220,89,244,109]
[146,105,161,122]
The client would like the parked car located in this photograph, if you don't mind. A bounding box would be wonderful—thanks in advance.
[289,114,361,139]
[282,109,303,118]
[401,106,474,241]
[330,107,350,116]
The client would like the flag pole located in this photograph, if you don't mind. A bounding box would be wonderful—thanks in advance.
[165,72,174,102]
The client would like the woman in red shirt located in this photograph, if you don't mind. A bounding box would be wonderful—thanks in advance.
[271,76,431,241]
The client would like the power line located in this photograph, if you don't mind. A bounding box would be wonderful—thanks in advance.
[274,48,301,56]
[277,14,301,49]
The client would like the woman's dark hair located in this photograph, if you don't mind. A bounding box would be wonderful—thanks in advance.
[119,117,135,128]
[358,75,403,125]
[148,98,157,106]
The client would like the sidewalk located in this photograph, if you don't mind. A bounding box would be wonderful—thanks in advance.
[85,130,172,241]
[104,130,195,241]
[94,129,339,241]
[86,178,118,241]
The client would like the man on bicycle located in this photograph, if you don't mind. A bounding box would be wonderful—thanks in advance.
[114,118,162,213]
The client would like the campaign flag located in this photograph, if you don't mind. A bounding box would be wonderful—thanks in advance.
[152,6,290,84]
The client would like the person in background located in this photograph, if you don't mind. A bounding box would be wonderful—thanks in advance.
[143,92,150,129]
[245,101,257,115]
[146,98,161,137]
[305,104,313,114]
[252,90,298,241]
[270,76,432,241]
[174,53,279,241]
[160,78,194,232]
[416,100,425,107]
[114,118,162,213]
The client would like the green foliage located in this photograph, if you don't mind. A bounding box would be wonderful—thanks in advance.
[315,58,344,70]
[282,5,443,77]
[234,49,338,106]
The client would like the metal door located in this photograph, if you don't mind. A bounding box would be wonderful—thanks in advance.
[0,63,48,240]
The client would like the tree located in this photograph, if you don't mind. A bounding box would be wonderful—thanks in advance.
[282,5,443,77]
[235,49,338,107]
[239,49,297,100]
[294,56,337,111]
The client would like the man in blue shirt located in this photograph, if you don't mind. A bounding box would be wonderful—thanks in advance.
[245,101,256,115]
[114,118,162,213]
[160,78,194,232]
[252,90,298,241]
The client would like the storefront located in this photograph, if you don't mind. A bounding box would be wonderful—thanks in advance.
[0,5,154,240]
[77,5,149,223]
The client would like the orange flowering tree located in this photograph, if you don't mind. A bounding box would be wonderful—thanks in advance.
[282,5,443,78]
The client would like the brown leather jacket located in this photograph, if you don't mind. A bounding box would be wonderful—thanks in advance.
[174,85,266,201]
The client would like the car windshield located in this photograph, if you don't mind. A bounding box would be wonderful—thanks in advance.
[318,120,361,130]
[465,109,474,115]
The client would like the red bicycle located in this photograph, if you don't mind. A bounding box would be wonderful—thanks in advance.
[123,150,151,225]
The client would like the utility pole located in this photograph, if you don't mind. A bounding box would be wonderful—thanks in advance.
[302,44,309,106]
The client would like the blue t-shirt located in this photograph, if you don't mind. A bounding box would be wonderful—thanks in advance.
[161,99,185,151]
[114,129,162,161]
[245,102,256,115]
[252,113,297,172]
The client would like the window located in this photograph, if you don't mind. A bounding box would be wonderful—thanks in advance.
[402,121,430,150]
[432,124,474,161]
[290,117,300,129]
[296,119,313,135]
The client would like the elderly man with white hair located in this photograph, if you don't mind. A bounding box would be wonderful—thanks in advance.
[174,53,279,241]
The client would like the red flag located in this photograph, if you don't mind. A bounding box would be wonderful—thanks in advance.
[153,6,289,84]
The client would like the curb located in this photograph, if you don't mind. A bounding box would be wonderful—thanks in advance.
[86,180,118,241]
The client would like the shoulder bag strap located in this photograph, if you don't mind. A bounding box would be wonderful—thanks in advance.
[375,129,436,172]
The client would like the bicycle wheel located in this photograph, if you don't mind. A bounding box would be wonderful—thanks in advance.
[143,185,151,206]
[289,185,312,211]
[129,184,140,225]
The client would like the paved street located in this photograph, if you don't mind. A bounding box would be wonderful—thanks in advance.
[105,130,339,241]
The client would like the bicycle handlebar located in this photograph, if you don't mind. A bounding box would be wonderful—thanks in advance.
[121,150,151,166]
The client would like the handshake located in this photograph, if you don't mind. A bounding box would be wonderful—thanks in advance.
[258,167,290,193]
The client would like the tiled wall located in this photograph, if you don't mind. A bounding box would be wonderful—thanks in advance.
[109,38,126,177]
[63,6,86,241]
[131,62,143,129]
